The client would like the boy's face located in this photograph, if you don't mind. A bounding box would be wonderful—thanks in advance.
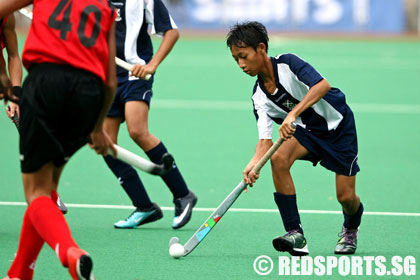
[230,43,265,77]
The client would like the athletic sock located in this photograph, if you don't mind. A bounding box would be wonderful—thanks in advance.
[104,155,153,210]
[145,142,188,199]
[8,210,44,280]
[28,196,78,267]
[343,202,364,229]
[274,192,304,235]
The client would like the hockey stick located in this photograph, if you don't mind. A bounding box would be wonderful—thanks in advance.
[115,57,152,81]
[7,106,20,131]
[8,105,172,176]
[18,8,151,81]
[108,145,174,176]
[169,123,296,257]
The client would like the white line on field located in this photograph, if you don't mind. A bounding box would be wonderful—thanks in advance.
[152,99,420,114]
[0,201,419,217]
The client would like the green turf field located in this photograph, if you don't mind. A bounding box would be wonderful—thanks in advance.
[1,35,419,279]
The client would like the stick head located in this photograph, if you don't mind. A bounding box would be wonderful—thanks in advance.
[169,237,180,246]
[169,237,184,259]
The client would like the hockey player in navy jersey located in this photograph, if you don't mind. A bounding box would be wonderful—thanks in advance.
[227,22,363,256]
[105,0,197,230]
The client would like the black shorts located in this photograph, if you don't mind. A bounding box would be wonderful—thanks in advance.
[294,107,360,176]
[107,79,153,122]
[19,63,104,173]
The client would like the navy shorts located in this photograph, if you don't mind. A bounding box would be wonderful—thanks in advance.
[107,79,153,121]
[20,63,104,173]
[294,107,360,176]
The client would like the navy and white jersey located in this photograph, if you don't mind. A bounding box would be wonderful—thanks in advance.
[109,0,177,82]
[252,53,350,139]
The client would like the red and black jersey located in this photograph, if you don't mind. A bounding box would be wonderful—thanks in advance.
[0,16,7,50]
[22,0,116,82]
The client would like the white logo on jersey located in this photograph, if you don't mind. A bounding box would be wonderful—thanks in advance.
[116,9,122,22]
[275,93,286,103]
[283,100,296,110]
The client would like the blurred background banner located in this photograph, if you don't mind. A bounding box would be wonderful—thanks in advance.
[167,0,408,33]
[14,0,420,34]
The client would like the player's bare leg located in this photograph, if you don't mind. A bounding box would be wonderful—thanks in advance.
[103,116,122,144]
[270,138,310,256]
[23,164,68,214]
[104,113,163,229]
[270,138,309,194]
[14,163,95,279]
[125,100,197,229]
[22,163,55,204]
[335,174,363,254]
[51,166,67,214]
[125,101,159,151]
[336,175,360,215]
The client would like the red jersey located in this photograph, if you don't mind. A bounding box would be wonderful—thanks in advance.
[0,17,7,66]
[0,17,7,50]
[22,0,115,82]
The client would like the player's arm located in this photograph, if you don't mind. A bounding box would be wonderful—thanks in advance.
[0,0,32,18]
[243,139,273,186]
[3,14,22,118]
[281,79,331,139]
[89,22,117,156]
[0,1,30,102]
[244,91,274,185]
[4,14,21,87]
[130,28,179,79]
[0,60,13,103]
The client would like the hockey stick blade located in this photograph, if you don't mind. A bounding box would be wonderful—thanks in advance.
[169,123,296,257]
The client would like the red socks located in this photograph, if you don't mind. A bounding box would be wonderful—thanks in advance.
[7,211,44,280]
[28,196,78,267]
[8,196,78,279]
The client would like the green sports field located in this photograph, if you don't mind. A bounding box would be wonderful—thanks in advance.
[1,34,420,279]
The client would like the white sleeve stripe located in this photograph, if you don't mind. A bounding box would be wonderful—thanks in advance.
[253,89,273,140]
[169,15,178,29]
[277,63,343,131]
[124,1,146,65]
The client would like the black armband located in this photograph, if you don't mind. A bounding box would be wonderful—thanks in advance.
[12,86,22,98]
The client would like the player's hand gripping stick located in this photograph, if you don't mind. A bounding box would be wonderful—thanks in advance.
[115,57,152,81]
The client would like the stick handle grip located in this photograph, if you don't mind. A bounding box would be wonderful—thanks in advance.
[115,57,151,81]
[251,122,296,174]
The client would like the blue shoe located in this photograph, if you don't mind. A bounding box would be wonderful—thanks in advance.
[114,203,163,229]
[172,191,197,229]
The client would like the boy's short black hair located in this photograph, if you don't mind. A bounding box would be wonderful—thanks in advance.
[226,21,269,52]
